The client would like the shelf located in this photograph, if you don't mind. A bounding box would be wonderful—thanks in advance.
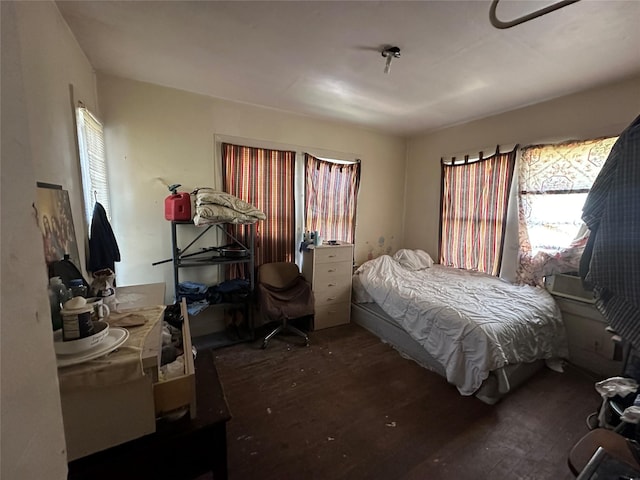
[177,257,253,268]
[169,221,256,344]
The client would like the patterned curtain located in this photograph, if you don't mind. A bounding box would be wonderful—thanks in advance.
[222,143,296,269]
[439,147,517,276]
[516,137,617,285]
[304,154,360,244]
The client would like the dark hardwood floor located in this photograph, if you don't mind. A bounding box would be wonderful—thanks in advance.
[210,322,602,480]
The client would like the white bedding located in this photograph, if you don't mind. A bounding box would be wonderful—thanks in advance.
[354,255,568,395]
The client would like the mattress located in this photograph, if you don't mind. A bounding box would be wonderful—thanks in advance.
[353,254,568,398]
[351,301,545,404]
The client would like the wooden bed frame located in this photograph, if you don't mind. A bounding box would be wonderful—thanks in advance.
[351,301,545,404]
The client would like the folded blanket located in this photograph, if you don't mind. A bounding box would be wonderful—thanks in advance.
[194,188,266,220]
[194,204,262,226]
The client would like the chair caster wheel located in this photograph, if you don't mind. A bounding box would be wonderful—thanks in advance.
[261,340,268,349]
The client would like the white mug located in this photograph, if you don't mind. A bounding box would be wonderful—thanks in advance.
[85,296,110,320]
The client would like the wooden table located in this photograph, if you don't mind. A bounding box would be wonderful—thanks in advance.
[67,348,231,480]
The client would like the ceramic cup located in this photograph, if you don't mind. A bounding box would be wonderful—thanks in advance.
[85,296,111,321]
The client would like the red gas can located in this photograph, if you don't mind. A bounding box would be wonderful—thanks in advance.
[164,185,191,221]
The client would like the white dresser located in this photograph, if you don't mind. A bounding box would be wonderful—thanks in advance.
[302,243,354,330]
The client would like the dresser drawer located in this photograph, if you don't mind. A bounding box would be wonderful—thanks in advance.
[312,261,353,284]
[313,283,351,306]
[313,245,353,265]
[153,298,196,418]
[314,302,351,330]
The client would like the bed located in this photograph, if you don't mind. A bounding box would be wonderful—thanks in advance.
[351,250,569,404]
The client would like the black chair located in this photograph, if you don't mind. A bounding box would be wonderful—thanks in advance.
[256,262,314,349]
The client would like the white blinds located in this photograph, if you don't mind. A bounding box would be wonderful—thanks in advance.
[76,106,111,226]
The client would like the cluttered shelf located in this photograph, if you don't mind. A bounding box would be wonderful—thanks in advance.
[153,221,255,348]
[157,188,268,349]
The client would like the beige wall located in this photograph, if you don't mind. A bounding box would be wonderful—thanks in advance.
[405,75,640,279]
[97,74,407,299]
[1,1,97,478]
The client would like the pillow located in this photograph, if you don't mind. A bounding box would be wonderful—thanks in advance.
[392,249,434,271]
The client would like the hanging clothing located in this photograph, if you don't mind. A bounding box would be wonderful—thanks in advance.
[581,114,640,350]
[88,201,121,273]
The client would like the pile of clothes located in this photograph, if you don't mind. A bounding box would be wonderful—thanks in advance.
[177,279,251,316]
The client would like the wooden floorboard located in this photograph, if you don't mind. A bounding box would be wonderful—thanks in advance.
[211,322,602,480]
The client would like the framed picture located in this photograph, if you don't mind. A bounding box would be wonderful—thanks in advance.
[36,183,81,269]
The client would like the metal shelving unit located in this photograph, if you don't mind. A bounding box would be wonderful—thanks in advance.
[168,221,255,348]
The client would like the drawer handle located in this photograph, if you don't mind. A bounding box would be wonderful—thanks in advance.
[326,297,336,301]
[328,255,336,258]
[327,283,336,287]
[327,269,336,273]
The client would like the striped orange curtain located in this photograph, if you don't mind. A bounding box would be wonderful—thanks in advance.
[304,154,360,243]
[439,147,516,276]
[222,143,296,268]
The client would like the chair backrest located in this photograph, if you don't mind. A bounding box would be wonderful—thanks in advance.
[258,262,301,289]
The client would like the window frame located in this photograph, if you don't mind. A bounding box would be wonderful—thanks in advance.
[75,105,111,227]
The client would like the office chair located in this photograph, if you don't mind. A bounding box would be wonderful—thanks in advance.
[257,262,314,349]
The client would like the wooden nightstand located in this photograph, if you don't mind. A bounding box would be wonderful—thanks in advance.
[302,243,354,330]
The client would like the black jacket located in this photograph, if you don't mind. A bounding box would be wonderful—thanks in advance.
[88,202,121,273]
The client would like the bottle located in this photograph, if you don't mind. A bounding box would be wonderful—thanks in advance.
[48,277,71,331]
[69,278,87,298]
[61,297,94,341]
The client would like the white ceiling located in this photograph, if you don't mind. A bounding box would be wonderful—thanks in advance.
[56,0,640,136]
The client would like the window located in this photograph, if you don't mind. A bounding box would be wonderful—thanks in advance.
[220,142,360,269]
[222,143,296,267]
[516,137,617,285]
[439,147,517,276]
[304,154,360,244]
[76,105,111,226]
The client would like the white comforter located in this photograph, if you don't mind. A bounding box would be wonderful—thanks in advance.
[355,255,568,395]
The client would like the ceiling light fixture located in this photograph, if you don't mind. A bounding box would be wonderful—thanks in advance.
[381,46,401,74]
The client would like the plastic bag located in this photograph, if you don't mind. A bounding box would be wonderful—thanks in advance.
[90,268,117,310]
[594,377,639,429]
[621,405,640,424]
[595,376,639,398]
